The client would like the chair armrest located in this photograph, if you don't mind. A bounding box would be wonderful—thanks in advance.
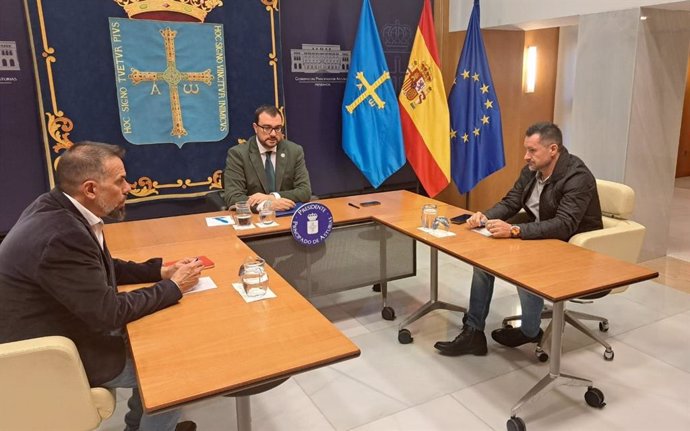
[90,387,116,420]
[569,221,645,263]
[569,221,646,295]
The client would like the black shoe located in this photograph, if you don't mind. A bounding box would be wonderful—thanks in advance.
[434,326,488,356]
[175,421,197,431]
[491,327,543,347]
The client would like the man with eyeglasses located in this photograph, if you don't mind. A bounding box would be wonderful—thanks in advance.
[222,105,312,211]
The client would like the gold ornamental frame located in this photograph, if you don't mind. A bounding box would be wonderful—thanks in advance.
[24,0,283,203]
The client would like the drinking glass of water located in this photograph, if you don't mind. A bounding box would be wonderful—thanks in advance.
[234,201,253,227]
[421,204,438,229]
[259,201,275,225]
[240,256,268,297]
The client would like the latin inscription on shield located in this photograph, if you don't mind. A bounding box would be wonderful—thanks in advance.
[109,18,228,147]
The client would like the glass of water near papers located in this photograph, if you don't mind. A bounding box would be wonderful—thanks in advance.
[240,256,268,297]
[234,201,253,227]
[421,204,438,229]
[259,201,275,225]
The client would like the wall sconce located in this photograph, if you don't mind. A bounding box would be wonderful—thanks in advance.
[524,46,537,93]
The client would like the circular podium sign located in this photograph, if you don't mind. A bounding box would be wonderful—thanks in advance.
[290,202,333,246]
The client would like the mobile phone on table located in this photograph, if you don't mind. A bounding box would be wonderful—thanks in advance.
[450,214,472,224]
[360,200,381,207]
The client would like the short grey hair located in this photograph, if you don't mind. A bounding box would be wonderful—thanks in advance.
[55,141,125,195]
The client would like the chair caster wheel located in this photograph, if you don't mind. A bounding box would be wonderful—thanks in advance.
[506,416,526,431]
[372,283,381,292]
[599,321,609,332]
[585,387,606,408]
[535,350,549,362]
[604,349,614,361]
[381,306,396,321]
[398,329,413,344]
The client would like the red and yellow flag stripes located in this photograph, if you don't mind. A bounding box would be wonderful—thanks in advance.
[398,0,450,197]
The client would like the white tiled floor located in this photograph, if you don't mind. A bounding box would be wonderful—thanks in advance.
[98,183,690,431]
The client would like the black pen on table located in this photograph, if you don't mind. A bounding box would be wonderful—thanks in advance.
[348,202,360,209]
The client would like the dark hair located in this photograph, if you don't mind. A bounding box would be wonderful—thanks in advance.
[253,105,283,124]
[525,122,563,151]
[55,141,125,195]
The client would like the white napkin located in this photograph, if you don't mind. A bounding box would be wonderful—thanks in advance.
[205,216,234,226]
[232,282,277,303]
[417,227,457,238]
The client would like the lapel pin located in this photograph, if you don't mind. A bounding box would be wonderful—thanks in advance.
[280,153,285,158]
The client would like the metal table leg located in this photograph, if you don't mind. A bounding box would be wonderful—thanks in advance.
[236,395,251,431]
[510,301,593,420]
[398,248,466,334]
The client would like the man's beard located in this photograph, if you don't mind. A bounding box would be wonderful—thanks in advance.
[97,196,126,221]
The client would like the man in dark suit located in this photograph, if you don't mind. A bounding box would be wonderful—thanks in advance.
[222,105,312,211]
[0,142,202,431]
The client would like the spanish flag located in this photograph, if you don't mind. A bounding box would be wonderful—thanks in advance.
[398,0,450,197]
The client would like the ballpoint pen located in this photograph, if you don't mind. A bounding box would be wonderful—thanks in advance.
[348,202,360,209]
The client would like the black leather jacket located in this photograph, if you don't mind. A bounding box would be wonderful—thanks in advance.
[485,147,602,241]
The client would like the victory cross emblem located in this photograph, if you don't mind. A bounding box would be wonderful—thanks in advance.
[109,18,229,147]
[345,71,391,114]
[129,28,213,138]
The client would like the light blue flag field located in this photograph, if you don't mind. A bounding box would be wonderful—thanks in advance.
[448,0,505,193]
[109,18,228,147]
[341,0,404,188]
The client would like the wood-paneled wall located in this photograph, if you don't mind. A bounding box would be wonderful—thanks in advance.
[677,54,690,178]
[433,1,559,211]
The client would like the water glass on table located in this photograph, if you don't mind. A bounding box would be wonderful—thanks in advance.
[240,256,268,297]
[259,201,275,225]
[234,201,252,226]
[421,204,438,229]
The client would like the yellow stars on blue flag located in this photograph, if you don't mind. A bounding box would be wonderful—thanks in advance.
[448,0,505,194]
[449,70,495,145]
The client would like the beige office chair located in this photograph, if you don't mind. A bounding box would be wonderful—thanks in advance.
[503,179,646,362]
[0,336,116,431]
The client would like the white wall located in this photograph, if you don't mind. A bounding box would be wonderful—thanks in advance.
[553,8,690,260]
[449,0,690,31]
[552,25,578,148]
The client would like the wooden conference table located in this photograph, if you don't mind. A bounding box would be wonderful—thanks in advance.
[106,190,657,429]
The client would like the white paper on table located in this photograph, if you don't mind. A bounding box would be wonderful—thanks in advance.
[231,282,277,303]
[232,223,255,230]
[184,276,218,295]
[256,221,280,228]
[205,216,234,226]
[417,227,457,238]
[472,227,492,237]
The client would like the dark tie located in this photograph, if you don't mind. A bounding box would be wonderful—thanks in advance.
[265,151,275,193]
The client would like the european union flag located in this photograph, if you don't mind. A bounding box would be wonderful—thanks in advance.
[342,0,404,188]
[449,0,505,194]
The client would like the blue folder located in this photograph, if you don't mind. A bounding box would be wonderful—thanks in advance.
[275,202,305,217]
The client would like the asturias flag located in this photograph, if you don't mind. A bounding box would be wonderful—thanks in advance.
[449,0,505,194]
[342,0,405,188]
[398,0,450,197]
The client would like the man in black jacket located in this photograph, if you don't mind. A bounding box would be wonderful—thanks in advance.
[435,122,602,356]
[0,142,202,431]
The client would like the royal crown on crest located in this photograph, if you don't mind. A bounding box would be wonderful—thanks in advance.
[307,213,318,221]
[113,0,223,22]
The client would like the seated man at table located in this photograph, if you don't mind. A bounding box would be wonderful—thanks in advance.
[222,105,312,211]
[434,122,603,357]
[0,141,203,431]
